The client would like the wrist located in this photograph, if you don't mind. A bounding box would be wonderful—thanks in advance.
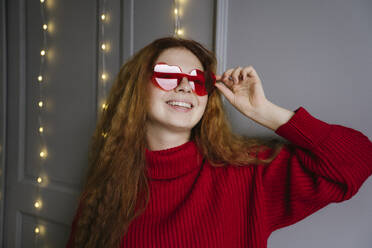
[252,101,295,131]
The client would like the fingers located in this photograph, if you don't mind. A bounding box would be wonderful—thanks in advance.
[242,66,260,81]
[216,65,259,88]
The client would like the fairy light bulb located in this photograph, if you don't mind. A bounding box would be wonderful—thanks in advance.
[40,150,47,158]
[102,132,108,138]
[101,43,106,50]
[174,8,178,14]
[177,29,183,35]
[102,103,108,110]
[42,24,48,30]
[40,0,45,3]
[34,200,42,209]
[37,177,43,184]
[34,226,40,234]
[38,75,43,82]
[39,126,44,133]
[101,73,107,80]
[40,50,46,56]
[38,101,44,108]
[101,14,106,21]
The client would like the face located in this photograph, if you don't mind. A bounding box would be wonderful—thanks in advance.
[146,47,208,134]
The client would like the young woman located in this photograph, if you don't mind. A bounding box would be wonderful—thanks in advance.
[66,36,372,248]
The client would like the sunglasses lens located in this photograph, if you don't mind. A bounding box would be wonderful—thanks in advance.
[154,77,178,90]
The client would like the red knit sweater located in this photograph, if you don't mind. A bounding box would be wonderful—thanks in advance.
[67,106,372,248]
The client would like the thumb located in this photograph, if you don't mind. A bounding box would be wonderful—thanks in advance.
[215,83,235,103]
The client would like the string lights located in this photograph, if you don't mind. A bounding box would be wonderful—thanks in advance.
[33,0,49,244]
[99,0,110,139]
[173,0,184,37]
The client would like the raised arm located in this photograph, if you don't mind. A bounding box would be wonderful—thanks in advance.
[257,106,372,236]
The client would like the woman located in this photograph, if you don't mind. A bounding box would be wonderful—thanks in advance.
[66,36,372,247]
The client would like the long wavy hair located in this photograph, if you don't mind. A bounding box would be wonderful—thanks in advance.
[69,36,286,247]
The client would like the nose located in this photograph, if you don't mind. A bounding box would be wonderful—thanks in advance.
[175,77,192,93]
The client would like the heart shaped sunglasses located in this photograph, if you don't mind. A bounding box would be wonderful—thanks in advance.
[151,62,216,96]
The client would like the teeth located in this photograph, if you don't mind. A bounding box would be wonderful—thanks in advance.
[167,101,192,108]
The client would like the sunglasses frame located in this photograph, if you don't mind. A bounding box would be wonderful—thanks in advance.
[151,62,216,96]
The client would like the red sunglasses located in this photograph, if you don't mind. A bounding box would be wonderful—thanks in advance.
[151,62,216,96]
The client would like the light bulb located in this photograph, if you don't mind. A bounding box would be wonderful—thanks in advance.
[40,50,46,56]
[177,29,183,35]
[174,8,178,14]
[38,101,43,108]
[43,24,48,30]
[40,150,47,158]
[101,14,106,20]
[34,200,42,209]
[101,73,107,80]
[102,132,108,138]
[101,43,106,50]
[34,226,40,234]
[39,126,44,133]
[40,0,45,3]
[102,103,108,110]
[38,75,43,82]
[37,177,43,183]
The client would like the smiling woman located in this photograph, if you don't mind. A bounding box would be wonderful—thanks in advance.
[66,36,372,248]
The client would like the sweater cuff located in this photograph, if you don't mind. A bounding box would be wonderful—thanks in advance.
[274,106,333,150]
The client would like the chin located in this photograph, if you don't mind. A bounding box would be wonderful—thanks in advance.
[167,122,195,132]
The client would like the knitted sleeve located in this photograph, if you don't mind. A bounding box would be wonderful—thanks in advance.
[260,106,372,237]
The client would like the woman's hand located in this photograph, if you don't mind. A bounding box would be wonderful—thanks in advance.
[215,65,295,131]
[215,65,269,118]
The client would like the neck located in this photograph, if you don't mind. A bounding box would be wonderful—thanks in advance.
[146,122,191,151]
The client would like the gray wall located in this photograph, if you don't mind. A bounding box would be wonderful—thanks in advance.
[1,0,371,247]
[222,0,372,247]
[223,0,372,247]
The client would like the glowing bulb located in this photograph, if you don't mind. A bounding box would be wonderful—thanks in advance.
[101,14,106,20]
[40,0,45,3]
[35,226,40,234]
[102,103,108,110]
[38,75,43,82]
[102,132,108,138]
[101,73,107,80]
[34,200,42,209]
[177,29,183,35]
[39,126,44,133]
[174,8,178,14]
[37,177,43,183]
[38,101,44,108]
[101,43,106,50]
[43,24,48,30]
[40,150,47,158]
[40,50,46,56]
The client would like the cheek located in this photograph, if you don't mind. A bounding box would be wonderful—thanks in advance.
[199,96,208,108]
[196,96,208,115]
[148,82,166,104]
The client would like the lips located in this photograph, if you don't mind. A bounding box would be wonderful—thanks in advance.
[165,100,194,109]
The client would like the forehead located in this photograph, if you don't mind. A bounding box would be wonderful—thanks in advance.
[154,48,204,73]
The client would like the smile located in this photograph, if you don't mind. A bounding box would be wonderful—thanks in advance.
[166,100,194,111]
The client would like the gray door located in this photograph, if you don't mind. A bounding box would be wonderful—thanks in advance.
[2,0,123,246]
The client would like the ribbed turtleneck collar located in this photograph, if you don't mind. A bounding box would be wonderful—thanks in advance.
[145,140,205,179]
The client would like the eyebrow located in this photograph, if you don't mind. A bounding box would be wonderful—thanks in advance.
[156,62,204,73]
